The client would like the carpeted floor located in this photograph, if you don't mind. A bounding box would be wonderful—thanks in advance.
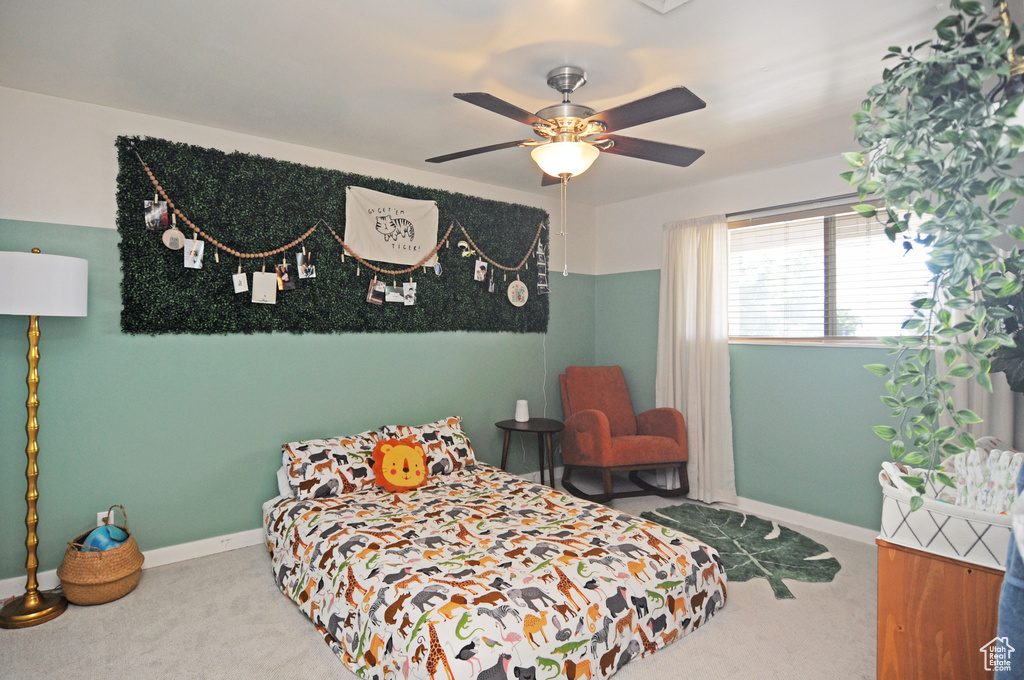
[0,496,877,680]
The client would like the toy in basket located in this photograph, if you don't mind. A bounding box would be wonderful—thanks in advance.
[57,505,144,605]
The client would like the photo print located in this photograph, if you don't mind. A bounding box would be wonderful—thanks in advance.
[144,200,169,231]
[474,258,488,282]
[232,272,248,294]
[536,241,549,294]
[251,271,278,304]
[275,263,296,291]
[183,239,204,269]
[366,278,386,305]
[488,269,495,294]
[385,285,405,303]
[296,251,316,279]
[403,282,417,306]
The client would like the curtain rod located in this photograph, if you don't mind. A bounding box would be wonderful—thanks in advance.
[725,192,862,219]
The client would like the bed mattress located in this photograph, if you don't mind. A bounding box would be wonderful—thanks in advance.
[264,463,726,680]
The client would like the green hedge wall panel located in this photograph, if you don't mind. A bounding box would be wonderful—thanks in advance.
[117,136,549,334]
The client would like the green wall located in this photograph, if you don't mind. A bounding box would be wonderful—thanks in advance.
[594,269,891,530]
[0,220,595,578]
[594,271,661,415]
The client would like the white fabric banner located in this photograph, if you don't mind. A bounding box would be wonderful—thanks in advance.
[344,186,439,266]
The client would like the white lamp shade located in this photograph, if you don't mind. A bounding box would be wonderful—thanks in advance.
[531,141,600,178]
[0,251,89,317]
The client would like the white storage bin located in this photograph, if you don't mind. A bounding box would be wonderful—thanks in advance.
[879,469,1012,570]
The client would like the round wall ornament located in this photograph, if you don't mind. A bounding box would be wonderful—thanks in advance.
[507,279,528,307]
[162,228,186,250]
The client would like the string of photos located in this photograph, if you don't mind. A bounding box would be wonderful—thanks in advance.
[116,136,549,335]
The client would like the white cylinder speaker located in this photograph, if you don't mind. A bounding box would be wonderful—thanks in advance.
[515,400,530,422]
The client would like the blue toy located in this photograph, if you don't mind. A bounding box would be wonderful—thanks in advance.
[82,524,128,551]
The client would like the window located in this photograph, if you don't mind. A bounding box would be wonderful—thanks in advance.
[727,207,931,341]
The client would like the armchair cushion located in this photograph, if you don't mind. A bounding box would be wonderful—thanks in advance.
[610,435,686,466]
[564,366,637,437]
[637,408,688,453]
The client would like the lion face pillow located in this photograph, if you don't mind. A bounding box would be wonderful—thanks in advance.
[371,438,429,492]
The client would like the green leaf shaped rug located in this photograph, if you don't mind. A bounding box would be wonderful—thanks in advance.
[641,504,841,599]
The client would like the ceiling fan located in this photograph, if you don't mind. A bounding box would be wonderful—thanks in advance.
[426,66,706,185]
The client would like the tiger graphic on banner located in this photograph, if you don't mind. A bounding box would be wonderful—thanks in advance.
[345,186,439,266]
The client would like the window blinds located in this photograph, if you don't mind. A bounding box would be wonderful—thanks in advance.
[728,211,931,339]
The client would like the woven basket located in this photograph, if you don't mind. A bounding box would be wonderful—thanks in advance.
[57,505,144,605]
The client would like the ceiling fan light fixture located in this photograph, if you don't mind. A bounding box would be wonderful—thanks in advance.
[530,141,600,178]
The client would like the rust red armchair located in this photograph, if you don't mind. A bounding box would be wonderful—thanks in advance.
[559,365,689,503]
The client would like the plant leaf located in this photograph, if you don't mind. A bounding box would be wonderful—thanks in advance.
[865,364,892,377]
[872,425,898,441]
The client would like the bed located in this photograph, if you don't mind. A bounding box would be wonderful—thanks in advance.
[263,417,727,680]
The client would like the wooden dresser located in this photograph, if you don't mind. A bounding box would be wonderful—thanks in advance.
[877,539,1003,679]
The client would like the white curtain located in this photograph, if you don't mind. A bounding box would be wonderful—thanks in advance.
[655,215,737,504]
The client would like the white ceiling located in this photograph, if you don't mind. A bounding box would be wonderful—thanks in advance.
[0,0,950,206]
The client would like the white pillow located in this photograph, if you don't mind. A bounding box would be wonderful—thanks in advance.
[276,467,292,498]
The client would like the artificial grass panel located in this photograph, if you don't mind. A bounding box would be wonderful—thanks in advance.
[116,136,549,334]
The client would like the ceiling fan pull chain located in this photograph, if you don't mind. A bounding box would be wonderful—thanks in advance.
[560,175,569,276]
[563,232,568,277]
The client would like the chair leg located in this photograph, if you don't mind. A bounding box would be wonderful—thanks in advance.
[677,462,690,496]
[602,469,613,500]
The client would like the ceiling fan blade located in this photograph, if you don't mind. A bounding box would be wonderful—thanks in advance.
[454,93,549,127]
[540,173,560,187]
[584,87,705,133]
[425,140,533,164]
[596,134,705,167]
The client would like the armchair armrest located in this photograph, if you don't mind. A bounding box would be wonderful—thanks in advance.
[562,409,613,467]
[637,408,688,451]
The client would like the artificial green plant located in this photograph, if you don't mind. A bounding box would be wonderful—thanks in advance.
[844,0,1024,508]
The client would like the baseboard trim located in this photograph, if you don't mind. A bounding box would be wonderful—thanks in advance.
[0,528,265,601]
[733,497,878,545]
[524,466,878,545]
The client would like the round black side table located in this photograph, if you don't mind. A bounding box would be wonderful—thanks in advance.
[495,418,564,488]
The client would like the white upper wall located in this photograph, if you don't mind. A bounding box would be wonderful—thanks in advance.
[0,87,597,275]
[594,154,852,274]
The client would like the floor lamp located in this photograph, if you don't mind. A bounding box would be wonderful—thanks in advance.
[0,248,88,629]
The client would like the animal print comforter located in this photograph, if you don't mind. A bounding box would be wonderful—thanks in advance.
[264,463,726,680]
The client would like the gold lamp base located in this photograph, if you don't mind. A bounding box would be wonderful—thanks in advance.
[0,589,67,629]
